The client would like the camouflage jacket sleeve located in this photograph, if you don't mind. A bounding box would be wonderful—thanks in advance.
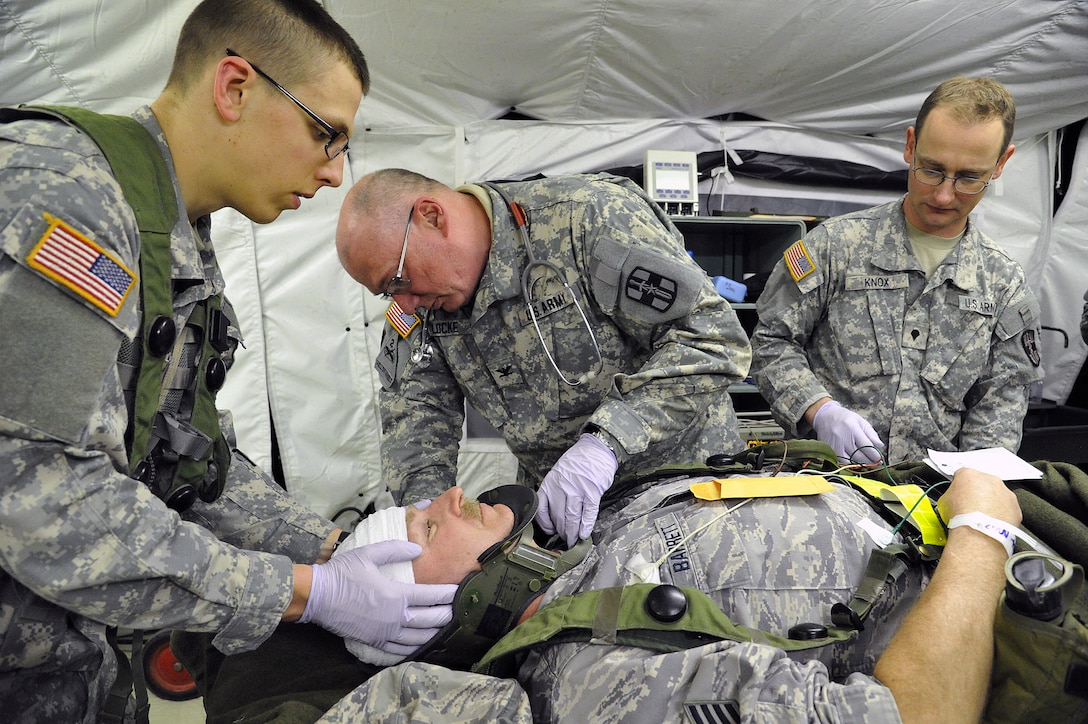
[520,639,901,723]
[0,117,297,655]
[571,177,752,457]
[183,414,334,561]
[376,324,466,504]
[956,261,1041,452]
[318,662,532,723]
[750,222,836,436]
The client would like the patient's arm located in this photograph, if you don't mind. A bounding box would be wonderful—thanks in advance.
[874,468,1020,723]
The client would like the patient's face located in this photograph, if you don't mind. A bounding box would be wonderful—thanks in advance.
[406,487,515,584]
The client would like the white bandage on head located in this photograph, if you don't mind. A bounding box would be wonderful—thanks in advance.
[331,505,415,666]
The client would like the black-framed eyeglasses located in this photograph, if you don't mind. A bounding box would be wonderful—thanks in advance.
[382,207,413,298]
[225,49,349,160]
[911,162,995,195]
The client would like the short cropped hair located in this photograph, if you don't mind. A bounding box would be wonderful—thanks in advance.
[165,0,368,95]
[345,168,445,238]
[915,76,1016,157]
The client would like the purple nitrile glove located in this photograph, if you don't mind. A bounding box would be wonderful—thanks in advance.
[299,540,457,655]
[536,433,619,547]
[812,400,884,464]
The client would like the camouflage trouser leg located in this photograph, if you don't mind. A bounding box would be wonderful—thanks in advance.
[0,669,94,723]
[0,573,114,724]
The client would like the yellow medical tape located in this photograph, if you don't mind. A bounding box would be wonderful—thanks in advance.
[837,474,947,546]
[690,475,835,501]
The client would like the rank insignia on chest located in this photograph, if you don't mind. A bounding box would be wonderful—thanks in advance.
[783,239,815,283]
[27,213,136,317]
[386,300,420,338]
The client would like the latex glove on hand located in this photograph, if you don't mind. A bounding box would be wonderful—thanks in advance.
[536,432,619,547]
[811,400,885,464]
[299,540,457,656]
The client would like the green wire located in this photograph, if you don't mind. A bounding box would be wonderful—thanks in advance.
[889,479,951,537]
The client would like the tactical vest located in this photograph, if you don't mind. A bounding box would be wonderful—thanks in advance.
[8,105,230,510]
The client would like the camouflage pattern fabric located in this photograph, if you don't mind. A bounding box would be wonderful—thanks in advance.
[0,108,334,722]
[751,198,1042,463]
[311,474,917,722]
[377,174,752,504]
[318,661,532,723]
[517,475,921,721]
[1081,287,1088,345]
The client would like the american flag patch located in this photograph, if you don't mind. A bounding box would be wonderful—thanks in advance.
[27,215,136,317]
[385,300,420,338]
[783,239,815,283]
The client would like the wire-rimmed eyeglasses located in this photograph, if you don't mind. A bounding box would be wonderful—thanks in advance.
[382,207,413,298]
[911,162,994,195]
[225,49,349,160]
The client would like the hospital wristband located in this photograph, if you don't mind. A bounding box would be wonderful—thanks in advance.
[947,512,1017,557]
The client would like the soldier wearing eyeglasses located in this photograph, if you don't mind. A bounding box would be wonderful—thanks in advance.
[752,76,1042,465]
[0,2,461,720]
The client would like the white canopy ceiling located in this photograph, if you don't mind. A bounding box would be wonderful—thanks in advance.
[339,1,1088,140]
[3,1,1086,139]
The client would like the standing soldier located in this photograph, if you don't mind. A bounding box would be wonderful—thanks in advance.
[752,76,1042,464]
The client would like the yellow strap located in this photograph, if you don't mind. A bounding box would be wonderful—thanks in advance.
[690,475,835,500]
[838,474,947,546]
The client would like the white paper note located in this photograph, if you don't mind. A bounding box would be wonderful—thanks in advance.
[924,447,1043,481]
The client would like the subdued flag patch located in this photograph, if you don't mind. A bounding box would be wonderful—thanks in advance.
[783,239,815,283]
[386,300,420,338]
[27,214,135,316]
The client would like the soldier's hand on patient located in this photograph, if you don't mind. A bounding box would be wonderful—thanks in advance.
[812,400,885,464]
[299,540,457,655]
[537,433,619,547]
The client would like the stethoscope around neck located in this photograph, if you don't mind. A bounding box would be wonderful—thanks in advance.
[410,186,605,386]
[411,308,433,365]
[470,183,605,386]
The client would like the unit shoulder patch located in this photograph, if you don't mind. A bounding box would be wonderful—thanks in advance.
[1021,329,1041,367]
[783,239,815,283]
[625,266,677,313]
[26,213,135,317]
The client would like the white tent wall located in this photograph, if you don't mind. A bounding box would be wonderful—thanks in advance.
[209,178,396,520]
[3,0,1087,517]
[1038,122,1088,404]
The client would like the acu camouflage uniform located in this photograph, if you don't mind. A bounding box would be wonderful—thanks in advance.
[0,108,334,722]
[325,473,923,722]
[1081,287,1088,345]
[752,198,1042,463]
[376,174,751,504]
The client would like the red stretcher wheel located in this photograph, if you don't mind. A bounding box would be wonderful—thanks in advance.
[143,629,200,701]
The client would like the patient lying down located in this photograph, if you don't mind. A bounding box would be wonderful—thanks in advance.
[177,468,1054,724]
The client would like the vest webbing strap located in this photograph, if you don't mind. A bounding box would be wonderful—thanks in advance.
[21,105,230,507]
[831,544,913,629]
[474,582,859,675]
[27,105,179,469]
